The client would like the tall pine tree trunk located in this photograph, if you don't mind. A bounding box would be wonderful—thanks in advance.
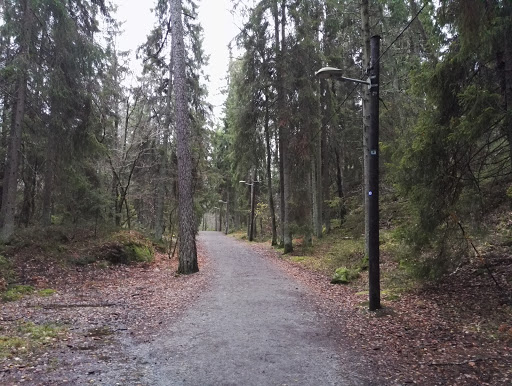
[0,0,31,242]
[171,0,198,274]
[279,0,293,254]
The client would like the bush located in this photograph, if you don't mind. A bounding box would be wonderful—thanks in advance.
[98,231,154,265]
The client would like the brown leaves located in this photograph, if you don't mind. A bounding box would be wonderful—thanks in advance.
[1,244,210,384]
[254,242,512,385]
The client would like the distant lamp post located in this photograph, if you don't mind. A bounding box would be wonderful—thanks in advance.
[219,198,228,235]
[239,179,259,241]
[315,35,381,311]
[213,206,220,232]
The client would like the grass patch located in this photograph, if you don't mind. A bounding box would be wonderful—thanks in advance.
[2,285,34,302]
[37,288,56,297]
[284,230,365,276]
[0,321,66,360]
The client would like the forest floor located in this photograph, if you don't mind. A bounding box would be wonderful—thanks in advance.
[0,228,511,384]
[253,235,512,385]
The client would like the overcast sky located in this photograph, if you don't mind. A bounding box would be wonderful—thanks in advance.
[112,0,241,124]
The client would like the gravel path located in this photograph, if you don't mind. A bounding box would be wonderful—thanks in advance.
[130,232,372,385]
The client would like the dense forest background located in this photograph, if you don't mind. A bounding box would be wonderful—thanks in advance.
[1,0,512,279]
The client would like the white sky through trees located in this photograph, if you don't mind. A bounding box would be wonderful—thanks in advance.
[112,0,240,123]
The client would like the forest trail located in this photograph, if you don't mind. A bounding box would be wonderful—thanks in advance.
[127,232,373,385]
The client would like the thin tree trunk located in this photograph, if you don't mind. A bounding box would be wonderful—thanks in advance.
[321,103,331,233]
[41,124,56,226]
[20,157,36,227]
[311,158,319,234]
[171,0,198,274]
[361,0,371,257]
[314,142,322,238]
[273,0,286,248]
[304,168,313,248]
[0,92,9,210]
[0,0,31,242]
[278,0,293,254]
[335,148,346,224]
[155,55,174,241]
[264,91,278,246]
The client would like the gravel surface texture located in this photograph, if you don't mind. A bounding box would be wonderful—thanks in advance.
[128,231,373,385]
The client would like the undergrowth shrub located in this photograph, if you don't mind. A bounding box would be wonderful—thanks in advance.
[98,231,155,264]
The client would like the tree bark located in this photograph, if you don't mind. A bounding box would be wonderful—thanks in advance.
[314,137,322,238]
[0,0,31,242]
[41,124,56,226]
[335,148,346,224]
[321,119,331,233]
[273,0,286,248]
[171,0,198,274]
[499,3,512,170]
[361,0,371,258]
[264,93,277,245]
[278,0,293,254]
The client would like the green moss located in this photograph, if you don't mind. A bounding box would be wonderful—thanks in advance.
[359,256,369,271]
[17,322,62,340]
[37,289,56,297]
[99,231,155,264]
[127,243,153,263]
[2,285,34,302]
[331,267,360,284]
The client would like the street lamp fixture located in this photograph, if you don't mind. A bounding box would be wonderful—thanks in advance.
[315,67,370,86]
[316,35,381,311]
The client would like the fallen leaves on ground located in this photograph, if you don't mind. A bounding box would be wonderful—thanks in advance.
[0,243,211,384]
[253,242,512,385]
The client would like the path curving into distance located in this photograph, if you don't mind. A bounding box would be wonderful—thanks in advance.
[131,231,373,385]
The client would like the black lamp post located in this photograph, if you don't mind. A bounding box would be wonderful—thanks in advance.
[316,35,381,311]
[239,179,259,242]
